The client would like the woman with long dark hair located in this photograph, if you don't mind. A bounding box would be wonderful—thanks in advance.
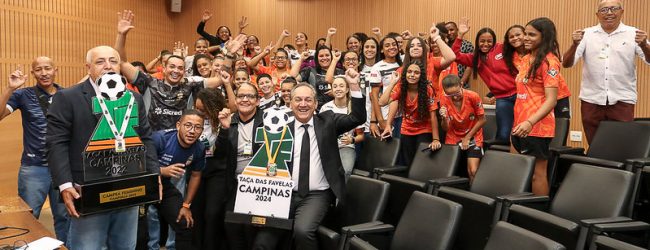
[290,45,344,111]
[368,35,402,138]
[452,18,516,144]
[511,17,562,196]
[381,61,441,166]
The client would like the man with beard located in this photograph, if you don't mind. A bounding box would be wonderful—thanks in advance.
[114,10,245,131]
[151,109,214,250]
[0,57,69,244]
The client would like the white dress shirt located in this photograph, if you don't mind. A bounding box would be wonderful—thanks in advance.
[292,118,329,192]
[574,23,650,105]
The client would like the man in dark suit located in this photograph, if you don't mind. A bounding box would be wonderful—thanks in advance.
[253,68,366,249]
[47,45,159,250]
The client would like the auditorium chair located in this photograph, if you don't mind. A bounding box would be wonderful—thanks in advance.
[632,165,650,224]
[317,175,390,250]
[373,144,460,225]
[590,235,648,250]
[353,136,400,177]
[501,164,645,250]
[484,221,566,250]
[482,112,506,150]
[549,121,650,199]
[342,191,462,250]
[431,150,536,250]
[490,117,570,153]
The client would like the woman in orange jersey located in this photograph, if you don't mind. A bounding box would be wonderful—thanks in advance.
[511,17,561,195]
[504,24,572,119]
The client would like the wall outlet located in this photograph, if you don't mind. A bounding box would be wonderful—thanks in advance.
[569,131,583,142]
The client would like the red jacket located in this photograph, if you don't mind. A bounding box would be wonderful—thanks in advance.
[452,38,516,98]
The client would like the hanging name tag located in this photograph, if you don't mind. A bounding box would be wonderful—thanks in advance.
[115,138,126,152]
[243,142,253,156]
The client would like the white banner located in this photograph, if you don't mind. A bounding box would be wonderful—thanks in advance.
[233,174,294,219]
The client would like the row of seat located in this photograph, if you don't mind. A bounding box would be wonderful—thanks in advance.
[341,119,650,249]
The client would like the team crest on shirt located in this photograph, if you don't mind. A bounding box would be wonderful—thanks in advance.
[469,113,476,121]
[495,53,503,60]
[547,68,558,78]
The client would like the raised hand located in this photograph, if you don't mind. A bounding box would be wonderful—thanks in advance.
[218,107,232,129]
[226,34,248,54]
[332,49,342,61]
[371,27,382,36]
[344,68,361,91]
[430,24,441,41]
[202,10,212,22]
[327,27,337,36]
[173,41,188,57]
[8,66,27,90]
[263,42,273,54]
[238,16,249,30]
[389,71,400,84]
[254,45,262,54]
[458,17,470,37]
[220,70,231,84]
[281,29,290,38]
[401,30,413,40]
[117,10,135,35]
[635,30,648,46]
[300,51,311,60]
[572,30,585,46]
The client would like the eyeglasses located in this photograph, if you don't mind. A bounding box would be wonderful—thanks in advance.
[236,94,258,100]
[182,123,204,132]
[598,6,622,14]
[344,57,358,62]
[275,56,287,60]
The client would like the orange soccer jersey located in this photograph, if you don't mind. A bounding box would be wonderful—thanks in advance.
[513,51,570,100]
[439,90,485,147]
[514,53,560,138]
[390,84,438,135]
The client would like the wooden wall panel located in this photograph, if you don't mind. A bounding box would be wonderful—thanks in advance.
[173,0,649,148]
[0,0,175,194]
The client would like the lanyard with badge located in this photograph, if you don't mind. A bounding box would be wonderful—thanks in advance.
[97,94,135,152]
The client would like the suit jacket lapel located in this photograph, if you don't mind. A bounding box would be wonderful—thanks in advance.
[81,80,100,121]
[288,121,295,175]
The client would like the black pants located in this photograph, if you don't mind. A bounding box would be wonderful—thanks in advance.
[158,183,195,250]
[192,169,228,250]
[252,190,335,250]
[400,133,433,167]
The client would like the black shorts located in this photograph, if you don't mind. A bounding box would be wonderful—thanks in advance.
[554,97,571,119]
[461,145,484,159]
[511,136,552,160]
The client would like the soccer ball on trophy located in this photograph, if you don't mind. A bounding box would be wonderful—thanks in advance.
[97,72,127,101]
[263,107,291,133]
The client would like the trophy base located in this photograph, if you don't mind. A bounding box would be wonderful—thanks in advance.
[225,211,294,230]
[74,173,159,216]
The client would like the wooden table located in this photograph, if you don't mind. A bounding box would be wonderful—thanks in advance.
[0,195,32,213]
[0,211,66,249]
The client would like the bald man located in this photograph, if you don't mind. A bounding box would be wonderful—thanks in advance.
[0,57,69,243]
[562,0,650,143]
[47,46,159,249]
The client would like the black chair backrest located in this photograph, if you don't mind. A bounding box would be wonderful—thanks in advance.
[483,113,498,141]
[356,136,400,172]
[391,191,462,250]
[343,175,390,226]
[470,151,536,198]
[408,144,460,182]
[592,235,646,250]
[551,164,635,222]
[484,221,566,250]
[550,117,570,148]
[587,121,650,163]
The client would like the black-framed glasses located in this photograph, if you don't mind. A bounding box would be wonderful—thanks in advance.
[344,57,358,62]
[182,123,204,132]
[598,6,622,14]
[444,88,463,97]
[236,94,258,100]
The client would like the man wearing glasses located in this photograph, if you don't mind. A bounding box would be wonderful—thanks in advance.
[562,0,650,144]
[151,109,208,250]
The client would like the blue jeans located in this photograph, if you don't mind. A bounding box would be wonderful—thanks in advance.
[495,95,516,142]
[67,206,138,250]
[18,165,69,243]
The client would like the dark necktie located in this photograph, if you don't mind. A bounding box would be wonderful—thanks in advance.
[299,124,310,197]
